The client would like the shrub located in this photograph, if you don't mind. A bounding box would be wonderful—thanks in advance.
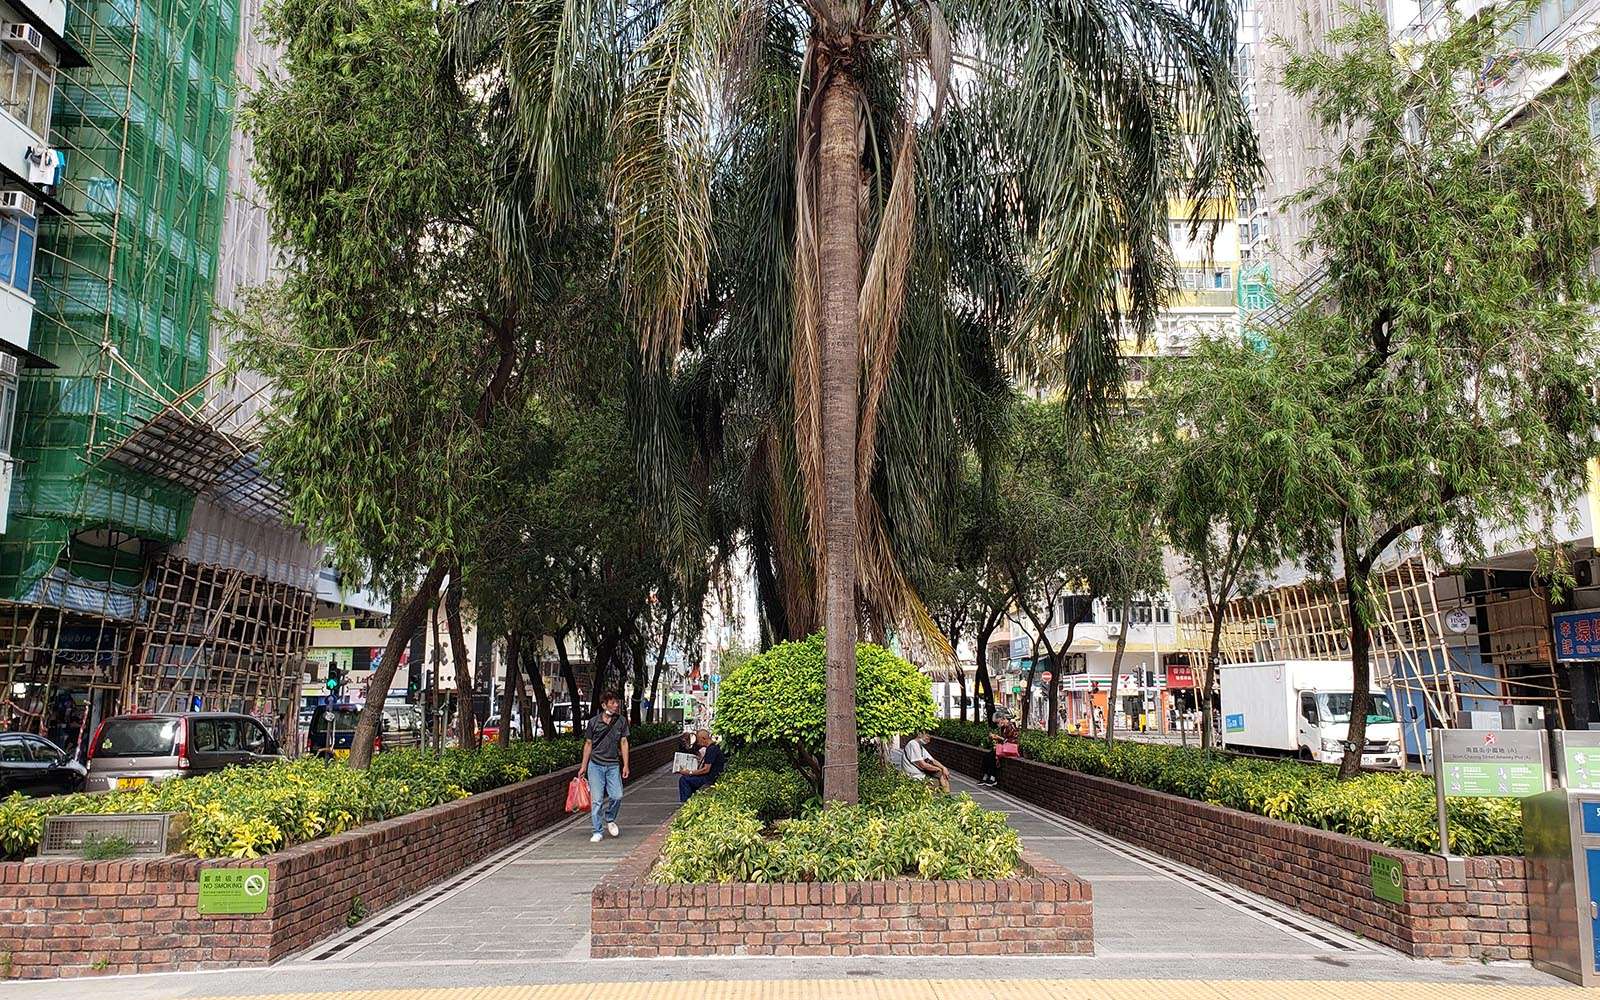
[713,632,937,789]
[650,765,1021,884]
[933,721,1523,855]
[0,725,681,861]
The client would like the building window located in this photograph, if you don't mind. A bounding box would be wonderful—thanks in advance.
[0,213,35,294]
[0,48,53,137]
[1056,595,1095,626]
[1107,599,1172,625]
[0,372,16,455]
[1177,267,1233,291]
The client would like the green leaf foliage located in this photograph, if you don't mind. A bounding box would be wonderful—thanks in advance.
[935,722,1522,856]
[712,633,938,756]
[651,765,1021,883]
[0,726,677,860]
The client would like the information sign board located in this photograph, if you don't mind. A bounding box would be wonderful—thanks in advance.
[198,868,270,915]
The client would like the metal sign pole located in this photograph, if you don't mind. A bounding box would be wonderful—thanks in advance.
[1431,730,1467,886]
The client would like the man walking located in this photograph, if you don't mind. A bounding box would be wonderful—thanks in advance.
[579,690,630,843]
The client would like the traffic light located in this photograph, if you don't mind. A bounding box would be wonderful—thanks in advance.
[325,665,344,700]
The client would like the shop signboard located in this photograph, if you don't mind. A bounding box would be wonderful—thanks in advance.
[1165,664,1196,689]
[1553,608,1600,662]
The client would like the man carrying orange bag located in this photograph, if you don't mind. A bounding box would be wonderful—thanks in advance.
[578,690,630,844]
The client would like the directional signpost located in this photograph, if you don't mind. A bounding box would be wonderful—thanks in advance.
[1432,729,1549,884]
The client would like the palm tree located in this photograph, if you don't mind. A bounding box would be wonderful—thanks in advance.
[449,0,1259,803]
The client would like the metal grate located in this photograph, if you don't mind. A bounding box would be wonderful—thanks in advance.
[39,812,175,857]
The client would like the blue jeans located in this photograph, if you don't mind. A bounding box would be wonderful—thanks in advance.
[679,773,714,802]
[587,761,623,834]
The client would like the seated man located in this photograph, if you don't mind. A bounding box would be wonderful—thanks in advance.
[677,729,726,802]
[899,730,950,792]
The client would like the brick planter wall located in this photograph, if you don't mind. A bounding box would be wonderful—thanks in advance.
[930,736,1529,960]
[0,735,677,980]
[591,821,1093,957]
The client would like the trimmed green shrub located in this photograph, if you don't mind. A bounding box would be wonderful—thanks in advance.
[0,724,680,861]
[933,721,1522,856]
[713,632,937,789]
[651,765,1021,884]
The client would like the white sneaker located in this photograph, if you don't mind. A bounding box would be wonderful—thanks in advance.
[590,832,604,843]
[606,822,620,838]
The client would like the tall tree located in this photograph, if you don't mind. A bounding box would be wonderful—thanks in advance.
[451,0,1259,802]
[1145,336,1328,748]
[239,0,614,768]
[1280,9,1600,776]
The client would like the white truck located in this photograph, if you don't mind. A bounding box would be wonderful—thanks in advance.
[1218,660,1404,768]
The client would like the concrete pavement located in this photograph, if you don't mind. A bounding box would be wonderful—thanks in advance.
[0,767,1571,998]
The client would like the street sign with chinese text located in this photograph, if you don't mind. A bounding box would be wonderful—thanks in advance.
[1435,729,1548,798]
[1370,855,1404,903]
[1553,609,1600,662]
[1557,731,1600,791]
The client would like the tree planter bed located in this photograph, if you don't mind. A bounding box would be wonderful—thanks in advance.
[929,736,1530,961]
[591,820,1093,957]
[0,736,678,980]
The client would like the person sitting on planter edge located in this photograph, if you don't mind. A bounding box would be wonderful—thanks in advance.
[677,729,726,802]
[899,729,950,792]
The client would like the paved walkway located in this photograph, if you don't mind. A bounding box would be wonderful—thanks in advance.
[3,765,1571,998]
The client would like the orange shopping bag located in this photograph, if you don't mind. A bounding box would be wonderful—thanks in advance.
[566,776,592,813]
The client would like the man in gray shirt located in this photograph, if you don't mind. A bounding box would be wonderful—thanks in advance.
[579,690,630,843]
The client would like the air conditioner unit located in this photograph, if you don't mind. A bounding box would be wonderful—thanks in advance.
[1104,621,1122,636]
[2,23,42,54]
[0,190,35,218]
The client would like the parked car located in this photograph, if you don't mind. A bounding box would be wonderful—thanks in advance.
[306,704,361,758]
[0,732,85,797]
[84,713,284,793]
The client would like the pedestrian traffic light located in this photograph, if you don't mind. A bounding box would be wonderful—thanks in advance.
[325,666,343,698]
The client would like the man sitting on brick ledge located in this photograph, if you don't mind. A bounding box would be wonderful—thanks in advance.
[899,729,950,792]
[677,729,725,802]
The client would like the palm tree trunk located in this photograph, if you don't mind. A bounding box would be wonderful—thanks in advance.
[349,560,447,769]
[818,69,862,805]
[445,572,477,750]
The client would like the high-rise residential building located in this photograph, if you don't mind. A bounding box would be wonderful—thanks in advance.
[0,0,318,753]
[0,0,83,530]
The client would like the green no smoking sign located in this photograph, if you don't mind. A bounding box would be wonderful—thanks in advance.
[198,867,270,915]
[1370,855,1404,904]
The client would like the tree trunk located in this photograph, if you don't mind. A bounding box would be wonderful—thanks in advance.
[497,633,515,747]
[974,617,998,723]
[555,629,585,732]
[1339,531,1374,779]
[445,571,477,750]
[589,633,618,715]
[1201,605,1226,751]
[520,634,558,740]
[1106,597,1132,748]
[647,606,674,722]
[1042,621,1070,738]
[630,634,648,724]
[349,560,447,769]
[513,642,535,740]
[818,68,863,806]
[1022,634,1040,730]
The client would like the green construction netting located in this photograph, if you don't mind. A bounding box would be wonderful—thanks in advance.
[0,0,239,601]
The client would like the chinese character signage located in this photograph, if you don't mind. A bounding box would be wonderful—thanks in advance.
[1554,609,1600,662]
[1434,729,1548,798]
[1165,664,1196,689]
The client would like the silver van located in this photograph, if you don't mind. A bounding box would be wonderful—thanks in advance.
[84,712,284,793]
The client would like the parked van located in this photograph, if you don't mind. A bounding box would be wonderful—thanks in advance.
[85,713,284,792]
[1218,660,1403,768]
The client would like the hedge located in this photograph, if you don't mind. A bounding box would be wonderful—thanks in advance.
[651,758,1021,883]
[934,720,1523,856]
[0,722,679,860]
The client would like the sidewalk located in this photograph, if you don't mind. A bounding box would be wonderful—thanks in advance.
[0,766,1570,998]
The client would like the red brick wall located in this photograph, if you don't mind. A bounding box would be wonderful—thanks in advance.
[0,736,677,980]
[930,736,1529,961]
[591,822,1093,957]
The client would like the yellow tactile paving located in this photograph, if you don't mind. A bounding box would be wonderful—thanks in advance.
[186,980,1582,1000]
